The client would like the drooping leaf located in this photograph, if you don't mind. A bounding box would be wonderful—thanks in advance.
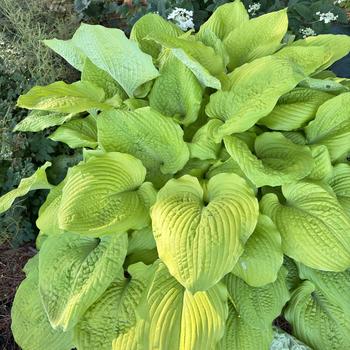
[223,9,288,70]
[224,133,314,187]
[232,214,283,287]
[151,173,259,292]
[206,56,305,138]
[261,181,350,271]
[49,115,98,149]
[148,50,203,125]
[198,0,249,41]
[39,232,128,330]
[11,256,74,350]
[305,92,350,162]
[14,110,77,132]
[285,281,350,350]
[74,263,155,350]
[259,88,332,131]
[58,152,156,236]
[0,162,52,214]
[17,81,110,113]
[97,107,189,185]
[138,262,228,350]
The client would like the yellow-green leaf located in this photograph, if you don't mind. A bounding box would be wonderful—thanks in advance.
[151,173,259,292]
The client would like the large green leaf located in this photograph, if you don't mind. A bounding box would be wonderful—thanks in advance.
[298,263,350,314]
[148,50,203,125]
[17,81,111,113]
[72,24,159,97]
[290,34,350,72]
[232,214,283,287]
[97,107,189,183]
[125,227,158,266]
[188,119,222,160]
[36,179,66,237]
[171,47,222,89]
[328,164,350,215]
[39,232,128,331]
[285,281,350,350]
[148,32,225,77]
[138,262,228,350]
[11,256,74,350]
[274,46,331,76]
[206,56,305,138]
[226,268,290,328]
[198,0,249,41]
[130,13,182,58]
[46,24,159,97]
[219,302,272,350]
[261,181,350,271]
[44,37,86,70]
[74,263,154,350]
[223,10,288,70]
[224,133,314,187]
[151,173,259,292]
[58,152,156,236]
[14,110,77,132]
[81,58,126,100]
[49,115,98,149]
[259,88,332,131]
[305,93,350,162]
[307,145,333,181]
[0,162,52,214]
[220,269,289,349]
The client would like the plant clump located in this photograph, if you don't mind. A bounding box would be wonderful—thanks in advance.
[1,1,350,349]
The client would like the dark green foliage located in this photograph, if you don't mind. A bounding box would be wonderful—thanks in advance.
[0,59,82,247]
[75,0,349,37]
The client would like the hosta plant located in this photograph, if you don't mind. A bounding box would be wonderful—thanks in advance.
[3,1,350,349]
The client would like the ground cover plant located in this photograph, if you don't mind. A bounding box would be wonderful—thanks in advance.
[2,0,350,349]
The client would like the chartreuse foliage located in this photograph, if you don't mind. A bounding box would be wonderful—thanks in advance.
[3,1,350,349]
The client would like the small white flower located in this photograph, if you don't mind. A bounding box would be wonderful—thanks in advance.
[316,11,339,24]
[334,0,346,5]
[299,27,317,38]
[167,7,194,31]
[248,2,261,16]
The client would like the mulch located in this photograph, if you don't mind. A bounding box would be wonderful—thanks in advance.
[0,243,36,350]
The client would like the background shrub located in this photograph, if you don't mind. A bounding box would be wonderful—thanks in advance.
[0,0,81,247]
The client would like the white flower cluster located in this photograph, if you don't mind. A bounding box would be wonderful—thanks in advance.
[316,11,339,24]
[299,27,317,38]
[334,0,346,5]
[167,7,194,31]
[248,2,261,16]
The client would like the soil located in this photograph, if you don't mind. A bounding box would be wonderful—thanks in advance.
[0,243,36,350]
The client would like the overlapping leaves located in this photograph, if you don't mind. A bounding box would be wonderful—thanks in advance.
[4,1,350,349]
